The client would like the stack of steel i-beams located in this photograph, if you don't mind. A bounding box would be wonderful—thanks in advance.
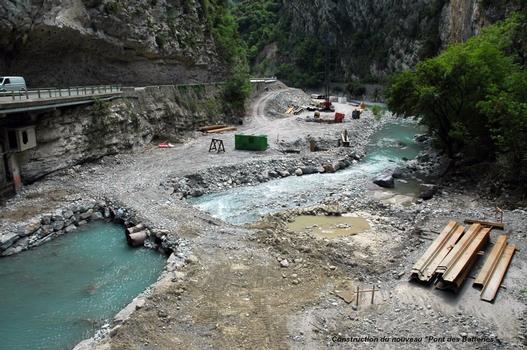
[473,235,516,302]
[410,220,516,302]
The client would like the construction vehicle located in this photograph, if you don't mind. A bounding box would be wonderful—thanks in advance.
[321,98,334,112]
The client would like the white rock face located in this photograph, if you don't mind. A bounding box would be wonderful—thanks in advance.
[18,84,235,182]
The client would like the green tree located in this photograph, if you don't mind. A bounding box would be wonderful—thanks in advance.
[223,64,251,116]
[206,0,252,114]
[387,15,526,169]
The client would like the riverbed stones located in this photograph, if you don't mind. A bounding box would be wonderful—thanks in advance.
[40,215,52,225]
[0,232,19,249]
[3,244,23,255]
[41,225,54,236]
[323,164,336,173]
[414,134,429,143]
[294,168,303,176]
[277,170,289,177]
[0,200,127,256]
[392,167,404,179]
[20,219,41,236]
[190,189,204,197]
[91,212,104,220]
[79,209,93,220]
[65,224,77,233]
[419,184,438,200]
[373,173,395,188]
[301,166,318,175]
[53,220,65,231]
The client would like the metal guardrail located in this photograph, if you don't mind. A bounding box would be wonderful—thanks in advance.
[249,78,278,83]
[0,79,277,102]
[0,85,122,102]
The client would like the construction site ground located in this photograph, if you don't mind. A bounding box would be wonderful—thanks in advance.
[1,86,526,350]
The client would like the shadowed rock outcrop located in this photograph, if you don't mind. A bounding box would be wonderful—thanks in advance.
[0,0,224,87]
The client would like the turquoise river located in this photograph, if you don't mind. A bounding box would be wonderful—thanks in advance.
[0,221,166,350]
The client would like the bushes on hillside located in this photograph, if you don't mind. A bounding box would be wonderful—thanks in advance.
[386,15,527,178]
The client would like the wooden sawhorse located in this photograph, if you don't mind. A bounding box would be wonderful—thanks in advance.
[209,138,225,153]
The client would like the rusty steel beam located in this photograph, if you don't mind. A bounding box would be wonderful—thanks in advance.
[436,224,481,275]
[474,235,508,287]
[477,237,516,302]
[464,219,505,230]
[435,225,491,291]
[410,221,464,283]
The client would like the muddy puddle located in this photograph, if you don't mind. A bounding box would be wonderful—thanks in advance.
[287,215,371,238]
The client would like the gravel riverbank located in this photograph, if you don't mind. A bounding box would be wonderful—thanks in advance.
[0,86,525,350]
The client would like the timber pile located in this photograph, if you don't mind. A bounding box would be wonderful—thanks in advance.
[199,125,227,132]
[199,124,237,134]
[410,220,516,302]
[285,105,305,115]
[206,126,237,134]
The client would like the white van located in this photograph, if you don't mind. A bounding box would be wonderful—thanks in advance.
[0,76,27,92]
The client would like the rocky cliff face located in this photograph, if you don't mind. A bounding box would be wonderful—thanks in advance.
[0,0,224,87]
[16,84,236,182]
[272,0,518,81]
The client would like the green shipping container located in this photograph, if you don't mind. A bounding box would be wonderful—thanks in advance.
[235,134,268,151]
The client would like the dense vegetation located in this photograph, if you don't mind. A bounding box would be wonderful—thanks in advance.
[233,0,281,64]
[205,0,251,115]
[233,0,328,87]
[232,0,461,89]
[386,14,527,182]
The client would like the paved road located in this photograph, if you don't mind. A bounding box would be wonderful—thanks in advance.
[0,80,277,105]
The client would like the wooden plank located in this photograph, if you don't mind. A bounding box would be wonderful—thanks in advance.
[441,227,490,283]
[481,244,516,302]
[199,124,227,132]
[206,127,237,134]
[464,219,505,230]
[410,221,461,282]
[474,235,508,287]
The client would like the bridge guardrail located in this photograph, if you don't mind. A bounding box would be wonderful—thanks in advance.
[0,85,122,102]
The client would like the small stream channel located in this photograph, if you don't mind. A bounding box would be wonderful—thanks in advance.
[191,120,425,224]
[0,221,166,350]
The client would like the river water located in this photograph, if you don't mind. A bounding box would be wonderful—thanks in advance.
[191,120,424,224]
[0,221,166,350]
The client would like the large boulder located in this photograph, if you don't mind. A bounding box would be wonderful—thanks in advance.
[0,232,19,250]
[419,184,438,200]
[301,166,319,175]
[392,167,405,179]
[414,134,430,143]
[323,164,336,173]
[373,173,395,188]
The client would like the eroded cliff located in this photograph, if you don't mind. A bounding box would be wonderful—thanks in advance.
[241,0,519,83]
[16,84,237,182]
[0,0,224,86]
